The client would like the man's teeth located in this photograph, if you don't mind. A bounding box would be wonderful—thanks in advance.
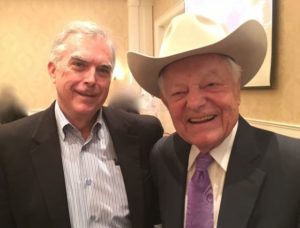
[189,115,215,123]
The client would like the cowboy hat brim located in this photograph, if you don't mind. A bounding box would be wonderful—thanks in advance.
[127,20,267,98]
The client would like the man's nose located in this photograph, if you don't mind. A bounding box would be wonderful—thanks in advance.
[186,89,206,110]
[84,68,97,84]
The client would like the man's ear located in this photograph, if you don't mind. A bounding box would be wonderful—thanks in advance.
[48,61,57,84]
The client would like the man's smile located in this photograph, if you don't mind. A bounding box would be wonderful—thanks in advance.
[188,114,217,124]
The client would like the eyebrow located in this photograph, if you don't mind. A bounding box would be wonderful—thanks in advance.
[69,56,89,64]
[70,55,113,71]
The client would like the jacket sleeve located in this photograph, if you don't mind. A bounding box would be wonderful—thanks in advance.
[0,165,16,228]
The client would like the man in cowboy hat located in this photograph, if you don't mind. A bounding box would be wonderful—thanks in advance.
[127,14,300,228]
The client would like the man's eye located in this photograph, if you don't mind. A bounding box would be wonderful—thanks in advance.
[73,61,86,68]
[207,83,216,87]
[96,67,112,76]
[97,68,110,74]
[172,91,186,97]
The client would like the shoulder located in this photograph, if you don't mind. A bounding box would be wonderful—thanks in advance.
[151,133,190,162]
[0,105,54,140]
[0,110,48,158]
[246,125,300,174]
[251,125,300,155]
[117,107,161,126]
[152,133,175,152]
[153,133,188,150]
[130,113,164,141]
[273,133,300,163]
[103,106,163,134]
[238,117,300,158]
[0,111,43,137]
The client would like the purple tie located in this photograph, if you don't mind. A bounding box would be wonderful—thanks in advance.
[186,153,214,228]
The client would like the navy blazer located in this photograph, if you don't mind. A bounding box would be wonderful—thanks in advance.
[0,102,163,228]
[151,117,300,228]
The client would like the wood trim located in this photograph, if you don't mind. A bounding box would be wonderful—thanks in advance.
[246,117,300,139]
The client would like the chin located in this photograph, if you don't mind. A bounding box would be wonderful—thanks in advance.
[74,105,98,114]
[187,132,223,150]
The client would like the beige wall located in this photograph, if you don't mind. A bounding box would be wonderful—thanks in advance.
[153,0,183,19]
[0,0,128,112]
[240,0,300,125]
[1,0,300,133]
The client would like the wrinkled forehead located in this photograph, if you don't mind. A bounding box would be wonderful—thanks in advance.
[63,34,113,60]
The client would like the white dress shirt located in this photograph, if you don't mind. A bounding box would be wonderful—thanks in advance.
[185,123,238,228]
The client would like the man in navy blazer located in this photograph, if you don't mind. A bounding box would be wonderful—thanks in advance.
[127,14,300,228]
[0,21,163,228]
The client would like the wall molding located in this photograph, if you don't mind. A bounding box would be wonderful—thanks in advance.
[246,117,300,139]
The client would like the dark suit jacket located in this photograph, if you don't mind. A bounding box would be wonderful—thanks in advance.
[0,102,163,228]
[151,117,300,228]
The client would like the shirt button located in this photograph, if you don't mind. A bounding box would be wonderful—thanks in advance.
[85,179,92,186]
[82,145,87,151]
[90,215,96,221]
[90,215,99,223]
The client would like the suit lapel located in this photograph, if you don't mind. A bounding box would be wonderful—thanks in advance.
[30,103,71,227]
[103,108,144,228]
[163,134,190,228]
[217,117,266,228]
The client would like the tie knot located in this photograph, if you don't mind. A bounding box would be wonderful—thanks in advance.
[195,153,213,171]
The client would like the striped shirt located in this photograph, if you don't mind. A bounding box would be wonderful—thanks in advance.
[55,102,131,228]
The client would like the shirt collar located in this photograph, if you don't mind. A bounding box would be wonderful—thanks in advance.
[54,101,103,140]
[188,122,238,172]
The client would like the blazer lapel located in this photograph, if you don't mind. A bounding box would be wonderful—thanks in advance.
[163,134,190,228]
[30,103,71,227]
[103,108,144,228]
[217,117,266,228]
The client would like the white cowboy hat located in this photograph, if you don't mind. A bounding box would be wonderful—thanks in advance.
[127,13,267,98]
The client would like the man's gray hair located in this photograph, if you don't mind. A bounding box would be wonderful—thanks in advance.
[49,21,116,66]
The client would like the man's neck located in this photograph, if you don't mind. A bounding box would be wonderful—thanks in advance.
[71,113,98,140]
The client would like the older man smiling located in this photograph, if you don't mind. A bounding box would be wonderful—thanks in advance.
[127,14,300,228]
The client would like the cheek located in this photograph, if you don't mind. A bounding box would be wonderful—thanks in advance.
[221,90,240,110]
[57,77,73,89]
[57,77,81,97]
[167,102,185,123]
[99,78,111,90]
[220,97,240,126]
[231,93,241,111]
[55,70,71,85]
[232,85,241,105]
